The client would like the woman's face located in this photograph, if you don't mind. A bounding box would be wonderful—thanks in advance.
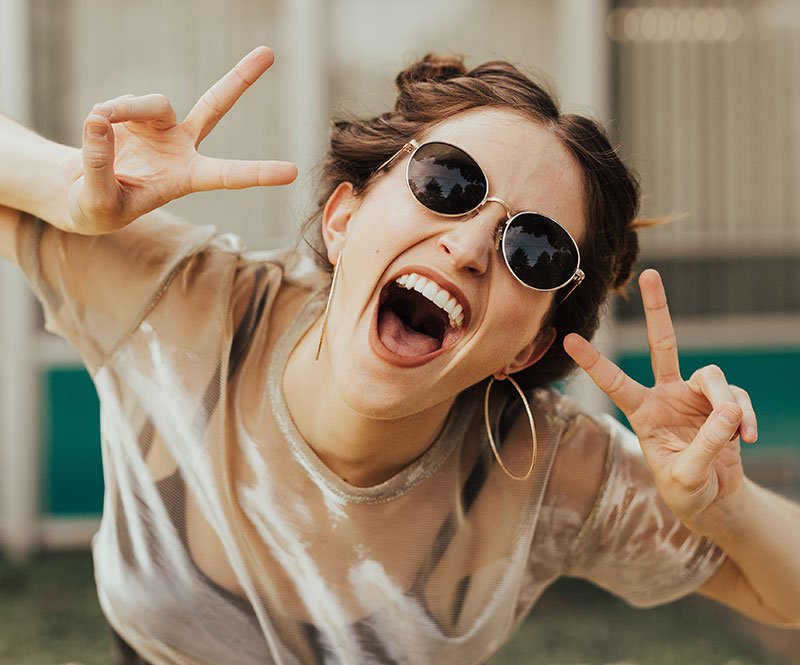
[321,108,586,419]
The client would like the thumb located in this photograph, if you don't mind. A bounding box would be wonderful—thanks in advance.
[675,403,742,483]
[77,112,121,224]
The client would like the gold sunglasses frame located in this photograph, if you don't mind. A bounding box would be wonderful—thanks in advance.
[377,139,586,303]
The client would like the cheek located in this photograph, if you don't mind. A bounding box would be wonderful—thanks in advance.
[487,290,551,346]
[348,197,429,261]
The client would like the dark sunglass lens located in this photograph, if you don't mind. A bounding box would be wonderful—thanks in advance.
[407,142,487,215]
[503,213,578,290]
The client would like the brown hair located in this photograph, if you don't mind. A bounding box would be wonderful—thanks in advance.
[300,54,641,390]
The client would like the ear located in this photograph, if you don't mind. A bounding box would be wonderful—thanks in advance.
[321,182,357,263]
[493,327,556,379]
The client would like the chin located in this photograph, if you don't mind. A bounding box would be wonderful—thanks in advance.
[325,310,459,420]
[331,350,454,422]
[334,366,423,421]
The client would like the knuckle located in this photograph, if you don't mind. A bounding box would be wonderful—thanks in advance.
[82,149,109,170]
[82,195,113,218]
[202,88,224,113]
[606,368,626,395]
[219,161,234,188]
[669,463,697,491]
[255,162,269,186]
[698,429,718,451]
[644,297,668,313]
[246,161,261,180]
[654,333,677,353]
[234,63,256,86]
[115,99,132,117]
[154,93,171,112]
[583,346,602,371]
[730,385,749,401]
[725,402,744,419]
[201,89,216,109]
[704,364,724,379]
[709,418,734,446]
[105,94,132,105]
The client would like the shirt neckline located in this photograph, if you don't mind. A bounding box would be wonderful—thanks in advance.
[268,288,476,504]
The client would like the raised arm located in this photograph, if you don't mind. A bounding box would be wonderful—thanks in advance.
[0,113,78,235]
[564,270,800,627]
[0,203,22,263]
[0,46,297,241]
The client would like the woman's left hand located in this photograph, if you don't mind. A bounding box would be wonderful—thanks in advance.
[563,269,757,533]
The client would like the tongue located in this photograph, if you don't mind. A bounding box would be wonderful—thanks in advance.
[378,307,440,357]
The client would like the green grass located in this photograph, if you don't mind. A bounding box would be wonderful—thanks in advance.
[492,579,794,665]
[0,553,110,665]
[0,553,794,665]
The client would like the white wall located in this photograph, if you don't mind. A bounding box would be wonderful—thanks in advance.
[0,0,40,559]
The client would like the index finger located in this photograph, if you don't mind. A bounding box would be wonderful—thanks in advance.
[183,46,275,145]
[564,333,647,415]
[640,269,682,383]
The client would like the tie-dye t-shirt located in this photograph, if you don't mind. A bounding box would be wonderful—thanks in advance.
[16,210,725,665]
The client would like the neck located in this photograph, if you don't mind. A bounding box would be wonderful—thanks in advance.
[282,316,454,487]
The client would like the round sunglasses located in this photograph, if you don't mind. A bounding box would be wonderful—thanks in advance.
[377,140,585,301]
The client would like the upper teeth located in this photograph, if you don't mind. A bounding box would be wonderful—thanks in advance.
[395,273,464,328]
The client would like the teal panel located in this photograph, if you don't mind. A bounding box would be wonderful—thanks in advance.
[617,348,799,449]
[41,368,103,515]
[37,349,798,515]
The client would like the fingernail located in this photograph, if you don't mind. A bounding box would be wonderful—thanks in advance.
[88,123,107,138]
[745,427,757,441]
[720,408,740,425]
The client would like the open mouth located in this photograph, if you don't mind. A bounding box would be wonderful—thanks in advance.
[372,272,467,365]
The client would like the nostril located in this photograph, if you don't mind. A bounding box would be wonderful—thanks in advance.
[438,225,491,275]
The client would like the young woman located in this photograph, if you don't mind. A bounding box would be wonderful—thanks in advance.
[1,47,798,665]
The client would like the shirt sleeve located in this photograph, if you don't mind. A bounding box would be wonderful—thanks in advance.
[15,210,217,375]
[562,415,727,607]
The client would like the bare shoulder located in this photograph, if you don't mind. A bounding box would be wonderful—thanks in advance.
[0,203,22,265]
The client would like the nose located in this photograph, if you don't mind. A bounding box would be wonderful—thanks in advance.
[436,199,509,275]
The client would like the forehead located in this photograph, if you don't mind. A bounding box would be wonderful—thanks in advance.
[419,108,586,241]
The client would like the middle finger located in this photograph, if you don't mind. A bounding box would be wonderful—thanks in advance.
[184,46,275,145]
[640,269,682,383]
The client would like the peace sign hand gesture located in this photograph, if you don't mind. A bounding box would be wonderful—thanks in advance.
[67,46,297,234]
[564,269,757,534]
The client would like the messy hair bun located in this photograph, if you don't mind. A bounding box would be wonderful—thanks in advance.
[301,53,641,390]
[395,53,467,89]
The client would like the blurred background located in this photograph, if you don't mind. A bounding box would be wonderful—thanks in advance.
[0,0,798,663]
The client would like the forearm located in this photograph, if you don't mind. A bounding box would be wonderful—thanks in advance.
[0,113,81,231]
[704,477,800,624]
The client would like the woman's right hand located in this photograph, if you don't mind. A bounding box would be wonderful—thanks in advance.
[69,46,297,234]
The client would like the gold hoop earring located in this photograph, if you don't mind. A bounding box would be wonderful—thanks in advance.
[315,256,342,362]
[484,374,537,481]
